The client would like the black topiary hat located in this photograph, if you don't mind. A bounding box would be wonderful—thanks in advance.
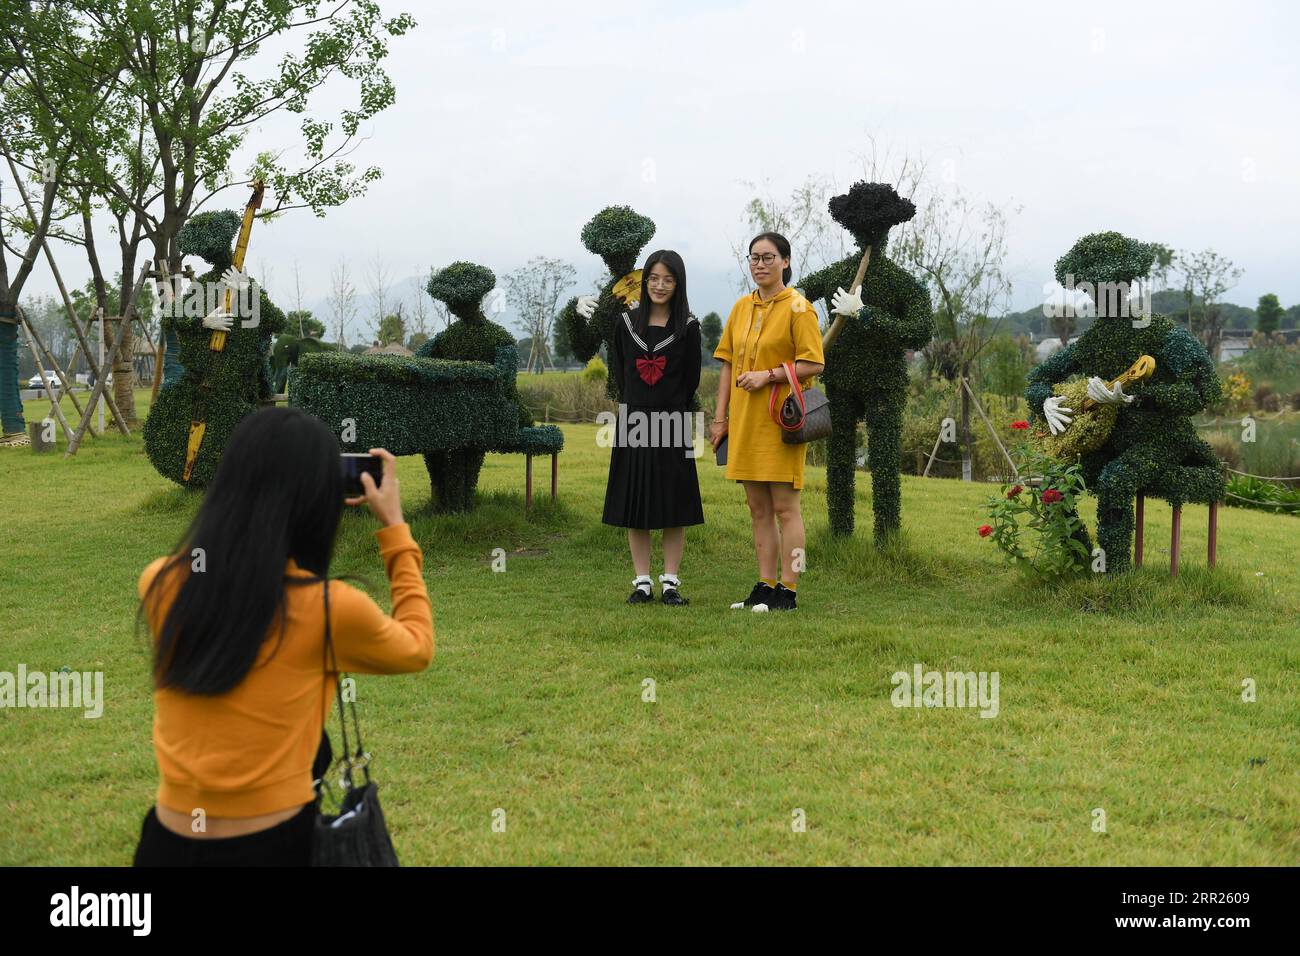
[580,205,656,261]
[427,261,496,316]
[178,210,242,266]
[828,181,916,244]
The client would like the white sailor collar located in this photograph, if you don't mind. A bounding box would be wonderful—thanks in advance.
[622,311,697,353]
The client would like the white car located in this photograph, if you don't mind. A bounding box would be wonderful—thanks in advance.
[26,373,62,393]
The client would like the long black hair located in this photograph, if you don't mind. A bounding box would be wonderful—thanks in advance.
[634,249,691,339]
[139,406,345,695]
[749,232,792,285]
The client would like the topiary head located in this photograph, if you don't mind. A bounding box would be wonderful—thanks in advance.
[427,261,496,321]
[580,205,656,276]
[828,181,916,247]
[1054,232,1157,289]
[178,210,242,268]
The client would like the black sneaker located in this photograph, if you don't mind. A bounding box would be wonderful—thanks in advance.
[730,581,774,610]
[764,583,797,611]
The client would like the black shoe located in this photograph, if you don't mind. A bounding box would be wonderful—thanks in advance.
[764,583,797,611]
[661,585,689,606]
[730,581,775,610]
[627,583,654,604]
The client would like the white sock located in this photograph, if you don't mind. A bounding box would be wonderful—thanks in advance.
[658,573,680,591]
[633,574,653,595]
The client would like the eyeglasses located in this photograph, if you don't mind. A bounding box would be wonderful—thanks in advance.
[647,276,676,288]
[748,253,780,265]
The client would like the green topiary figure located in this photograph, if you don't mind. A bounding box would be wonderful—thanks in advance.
[416,261,529,512]
[143,210,285,485]
[1026,231,1225,573]
[800,182,934,541]
[564,205,656,402]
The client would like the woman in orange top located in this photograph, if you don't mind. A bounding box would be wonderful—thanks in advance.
[711,232,825,612]
[134,406,433,866]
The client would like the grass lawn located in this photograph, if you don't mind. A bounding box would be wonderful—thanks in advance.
[1,389,1297,865]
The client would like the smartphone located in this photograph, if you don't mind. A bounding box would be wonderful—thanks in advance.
[715,435,728,466]
[341,452,383,497]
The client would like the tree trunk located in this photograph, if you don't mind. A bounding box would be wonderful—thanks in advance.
[960,368,973,482]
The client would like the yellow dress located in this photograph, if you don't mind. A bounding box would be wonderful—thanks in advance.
[713,286,826,489]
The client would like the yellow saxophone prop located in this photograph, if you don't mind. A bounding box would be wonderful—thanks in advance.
[182,180,265,481]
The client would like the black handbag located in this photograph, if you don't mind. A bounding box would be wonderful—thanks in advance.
[311,579,400,867]
[768,360,831,444]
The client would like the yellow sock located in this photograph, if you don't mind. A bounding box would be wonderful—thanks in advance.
[780,579,798,592]
[760,577,776,588]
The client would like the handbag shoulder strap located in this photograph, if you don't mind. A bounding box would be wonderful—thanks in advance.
[768,360,806,430]
[321,579,369,787]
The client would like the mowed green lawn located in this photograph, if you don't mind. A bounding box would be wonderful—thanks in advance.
[2,389,1297,865]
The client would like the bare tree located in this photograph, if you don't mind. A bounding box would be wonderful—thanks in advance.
[895,188,1019,480]
[1176,248,1242,362]
[503,257,576,374]
[730,173,845,295]
[328,258,357,349]
[407,272,430,342]
[366,255,392,345]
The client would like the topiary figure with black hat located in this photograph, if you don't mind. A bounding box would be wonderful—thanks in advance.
[564,205,656,401]
[800,182,934,541]
[416,261,530,512]
[143,209,285,485]
[1025,231,1224,573]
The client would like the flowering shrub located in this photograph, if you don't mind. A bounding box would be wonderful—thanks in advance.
[983,444,1092,577]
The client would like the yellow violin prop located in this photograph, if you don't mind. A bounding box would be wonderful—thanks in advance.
[1081,354,1156,411]
[612,270,642,307]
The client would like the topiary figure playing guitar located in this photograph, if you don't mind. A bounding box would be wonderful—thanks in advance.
[800,181,934,542]
[416,261,530,512]
[1025,231,1224,573]
[143,190,285,486]
[562,205,656,402]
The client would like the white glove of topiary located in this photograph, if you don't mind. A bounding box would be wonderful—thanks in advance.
[576,294,599,319]
[830,286,864,317]
[1086,375,1134,405]
[221,265,252,292]
[202,310,234,332]
[1042,394,1073,435]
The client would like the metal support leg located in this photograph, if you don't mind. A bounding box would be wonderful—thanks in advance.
[1170,505,1182,577]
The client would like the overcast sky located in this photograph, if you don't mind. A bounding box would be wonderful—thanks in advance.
[16,0,1300,332]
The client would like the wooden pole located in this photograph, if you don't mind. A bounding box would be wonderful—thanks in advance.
[17,320,74,443]
[1208,501,1218,569]
[820,246,873,351]
[96,307,105,435]
[66,265,149,457]
[17,304,85,421]
[961,377,1019,479]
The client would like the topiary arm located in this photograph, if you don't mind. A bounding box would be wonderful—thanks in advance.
[564,295,603,363]
[887,276,934,351]
[1026,342,1078,417]
[610,314,626,398]
[1139,327,1222,415]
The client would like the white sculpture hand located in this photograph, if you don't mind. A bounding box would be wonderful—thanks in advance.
[576,294,599,319]
[202,310,234,332]
[221,265,251,292]
[1042,394,1073,436]
[1086,375,1133,406]
[830,286,864,318]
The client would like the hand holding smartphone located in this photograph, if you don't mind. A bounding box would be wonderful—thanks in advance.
[343,449,404,526]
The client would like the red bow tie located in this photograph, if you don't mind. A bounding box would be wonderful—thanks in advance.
[636,354,666,386]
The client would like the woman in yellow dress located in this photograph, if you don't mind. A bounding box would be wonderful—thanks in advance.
[710,232,825,612]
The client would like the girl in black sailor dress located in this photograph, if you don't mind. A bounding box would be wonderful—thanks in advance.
[602,249,704,606]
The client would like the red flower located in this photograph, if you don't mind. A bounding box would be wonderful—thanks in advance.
[978,524,993,537]
[1041,488,1063,504]
[1011,420,1029,430]
[1007,484,1023,498]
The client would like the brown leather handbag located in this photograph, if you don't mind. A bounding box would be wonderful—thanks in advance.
[768,360,831,444]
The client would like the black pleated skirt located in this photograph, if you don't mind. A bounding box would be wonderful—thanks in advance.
[602,404,705,530]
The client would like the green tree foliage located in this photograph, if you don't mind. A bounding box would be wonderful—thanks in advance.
[1257,293,1283,334]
